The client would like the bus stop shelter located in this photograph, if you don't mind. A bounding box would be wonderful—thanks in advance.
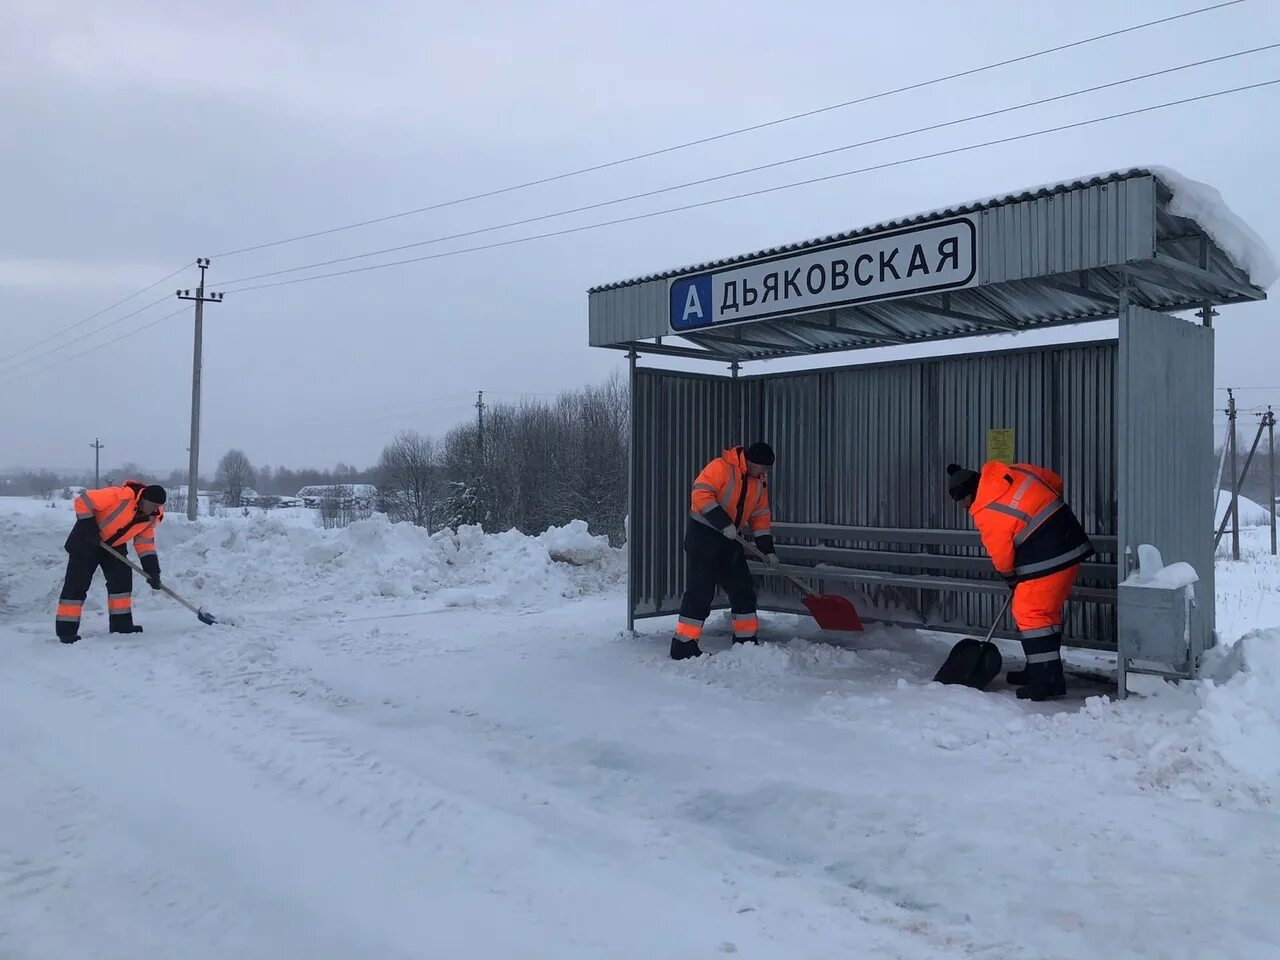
[587,167,1271,696]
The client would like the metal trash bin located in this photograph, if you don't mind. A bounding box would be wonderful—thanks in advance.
[1117,546,1199,698]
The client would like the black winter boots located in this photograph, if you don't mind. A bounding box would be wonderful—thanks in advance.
[670,637,703,660]
[1014,660,1066,701]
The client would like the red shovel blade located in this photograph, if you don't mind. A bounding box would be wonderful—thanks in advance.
[801,594,864,631]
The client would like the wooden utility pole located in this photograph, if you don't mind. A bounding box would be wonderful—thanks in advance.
[177,259,224,521]
[1268,406,1277,557]
[90,438,104,487]
[1215,407,1268,554]
[475,390,485,471]
[1229,389,1240,561]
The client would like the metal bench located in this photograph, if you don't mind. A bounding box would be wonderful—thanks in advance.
[746,522,1118,649]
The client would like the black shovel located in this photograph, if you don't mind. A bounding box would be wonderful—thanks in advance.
[932,595,1010,689]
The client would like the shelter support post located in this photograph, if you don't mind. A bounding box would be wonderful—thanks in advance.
[627,349,637,634]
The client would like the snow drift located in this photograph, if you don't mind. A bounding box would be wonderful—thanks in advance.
[0,503,624,619]
[4,497,1280,957]
[1215,490,1272,528]
[1138,627,1280,808]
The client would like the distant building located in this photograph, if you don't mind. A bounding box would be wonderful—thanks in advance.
[295,484,378,508]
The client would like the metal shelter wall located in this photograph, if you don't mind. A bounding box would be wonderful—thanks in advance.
[629,368,737,618]
[1118,305,1216,663]
[632,341,1119,644]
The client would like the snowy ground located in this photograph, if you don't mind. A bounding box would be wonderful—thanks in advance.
[3,497,1280,960]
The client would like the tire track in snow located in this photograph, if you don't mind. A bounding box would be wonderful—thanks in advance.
[3,650,937,959]
[0,677,257,959]
[28,650,470,855]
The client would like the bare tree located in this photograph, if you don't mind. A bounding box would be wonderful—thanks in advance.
[547,371,629,543]
[23,469,61,499]
[431,373,629,541]
[377,430,439,528]
[215,449,256,508]
[103,461,146,486]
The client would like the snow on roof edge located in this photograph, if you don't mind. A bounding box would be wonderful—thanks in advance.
[1146,164,1278,291]
[589,165,1276,293]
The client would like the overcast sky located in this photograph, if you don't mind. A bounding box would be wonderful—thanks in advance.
[2,0,1278,476]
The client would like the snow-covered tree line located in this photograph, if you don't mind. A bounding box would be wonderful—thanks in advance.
[378,372,629,544]
[5,374,630,544]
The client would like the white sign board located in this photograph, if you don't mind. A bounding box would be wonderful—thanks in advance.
[669,217,977,333]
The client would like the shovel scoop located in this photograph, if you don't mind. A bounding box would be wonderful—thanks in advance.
[739,537,863,631]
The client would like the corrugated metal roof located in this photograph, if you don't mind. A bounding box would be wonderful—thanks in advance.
[588,167,1162,294]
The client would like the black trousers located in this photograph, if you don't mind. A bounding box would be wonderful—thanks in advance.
[56,544,135,639]
[675,521,759,641]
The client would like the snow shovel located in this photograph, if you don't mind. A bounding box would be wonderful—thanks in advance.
[932,595,1010,689]
[738,537,863,631]
[99,543,219,625]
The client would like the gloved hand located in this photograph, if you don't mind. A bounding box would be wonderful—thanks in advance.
[722,523,738,541]
[141,555,162,591]
[1002,573,1018,589]
[764,552,781,568]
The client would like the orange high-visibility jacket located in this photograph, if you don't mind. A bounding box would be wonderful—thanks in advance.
[689,447,772,538]
[970,461,1093,581]
[75,481,163,557]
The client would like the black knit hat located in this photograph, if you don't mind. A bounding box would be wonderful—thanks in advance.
[744,442,775,466]
[946,463,979,502]
[141,484,167,505]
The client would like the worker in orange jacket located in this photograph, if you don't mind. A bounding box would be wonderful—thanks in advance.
[947,461,1095,700]
[56,481,166,644]
[671,442,779,660]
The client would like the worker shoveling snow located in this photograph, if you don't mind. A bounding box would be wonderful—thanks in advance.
[2,497,1280,959]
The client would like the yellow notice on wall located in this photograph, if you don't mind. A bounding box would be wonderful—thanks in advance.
[987,428,1015,464]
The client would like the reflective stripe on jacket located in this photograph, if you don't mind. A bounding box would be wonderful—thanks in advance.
[689,447,771,536]
[970,461,1094,580]
[75,480,164,554]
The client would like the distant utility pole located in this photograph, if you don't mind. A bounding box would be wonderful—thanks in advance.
[475,390,486,470]
[90,438,104,487]
[177,258,224,521]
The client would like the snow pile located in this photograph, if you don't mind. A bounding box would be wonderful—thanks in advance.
[1140,627,1280,808]
[538,519,615,566]
[0,500,625,617]
[1150,165,1279,290]
[1216,490,1272,528]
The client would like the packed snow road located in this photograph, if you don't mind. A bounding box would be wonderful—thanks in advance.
[3,500,1279,959]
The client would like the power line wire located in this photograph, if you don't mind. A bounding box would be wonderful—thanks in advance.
[0,306,188,389]
[0,261,192,365]
[209,0,1248,260]
[309,392,564,431]
[220,43,1279,289]
[0,293,177,375]
[279,391,477,428]
[222,78,1280,295]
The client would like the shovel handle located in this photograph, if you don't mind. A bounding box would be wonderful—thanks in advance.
[982,594,1014,643]
[737,536,819,599]
[97,543,205,619]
